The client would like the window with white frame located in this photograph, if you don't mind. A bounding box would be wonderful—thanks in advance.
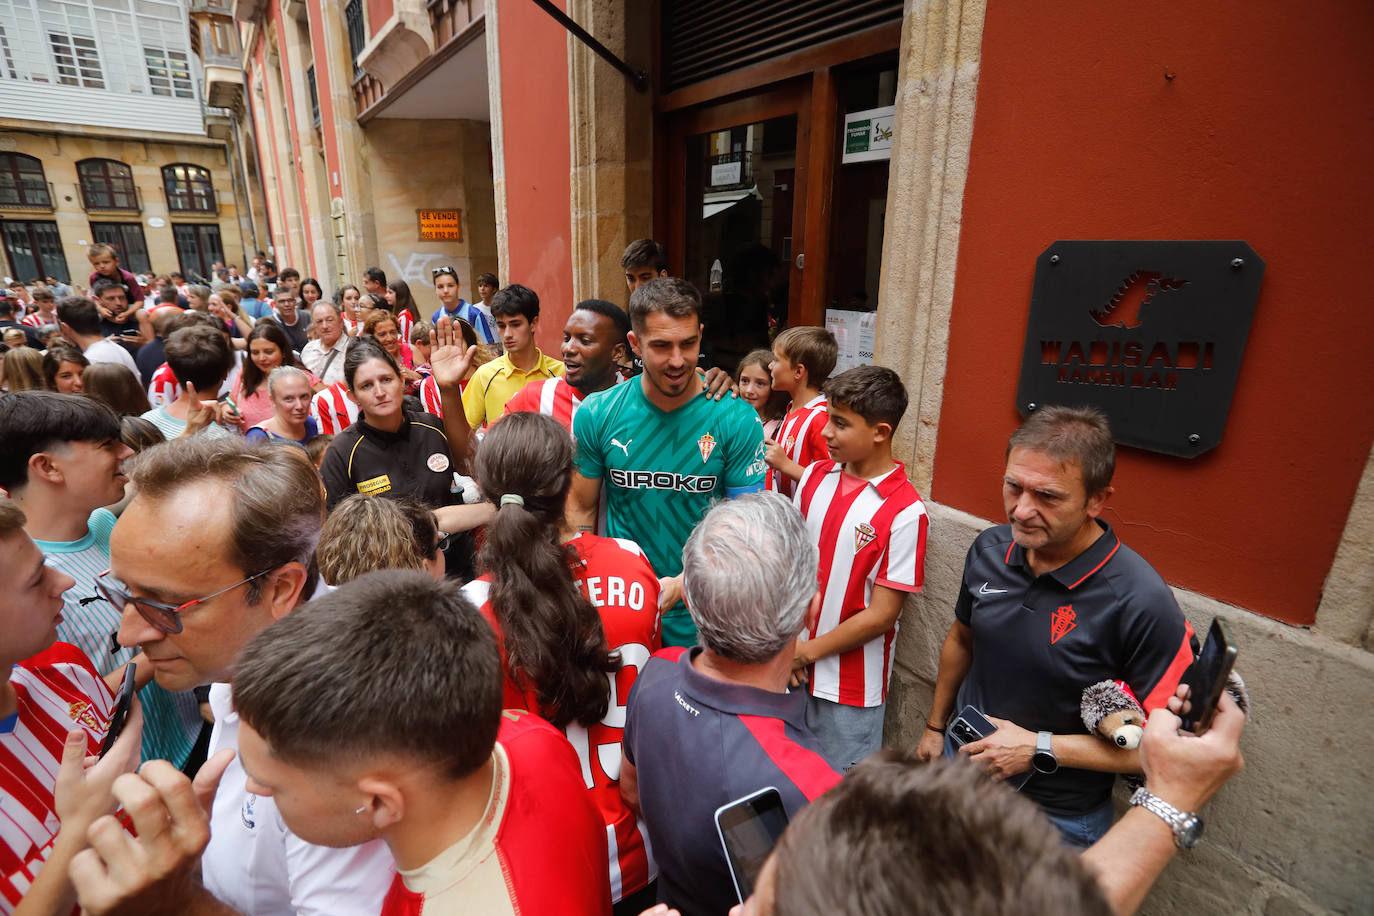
[49,31,103,88]
[145,46,193,98]
[0,26,17,80]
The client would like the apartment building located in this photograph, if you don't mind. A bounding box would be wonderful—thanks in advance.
[0,0,261,285]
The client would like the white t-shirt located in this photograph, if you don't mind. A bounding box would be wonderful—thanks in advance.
[202,685,395,916]
[83,338,142,384]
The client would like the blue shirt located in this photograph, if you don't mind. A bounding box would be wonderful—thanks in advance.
[624,647,841,915]
[430,299,496,345]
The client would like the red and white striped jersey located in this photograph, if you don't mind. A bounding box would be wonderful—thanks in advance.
[147,362,178,408]
[794,460,928,707]
[343,317,363,337]
[503,377,584,432]
[766,395,829,498]
[461,534,661,903]
[395,310,415,343]
[1,643,114,915]
[20,312,51,328]
[416,375,474,419]
[311,381,358,435]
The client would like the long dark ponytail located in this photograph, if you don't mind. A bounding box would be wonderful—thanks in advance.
[475,411,615,728]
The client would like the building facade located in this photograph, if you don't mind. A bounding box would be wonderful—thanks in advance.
[229,0,497,317]
[0,0,259,285]
[222,0,1370,910]
[484,2,1372,913]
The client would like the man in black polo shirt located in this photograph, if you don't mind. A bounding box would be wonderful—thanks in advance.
[917,406,1194,847]
[622,492,841,916]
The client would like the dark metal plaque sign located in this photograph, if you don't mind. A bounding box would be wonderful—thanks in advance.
[1016,241,1264,457]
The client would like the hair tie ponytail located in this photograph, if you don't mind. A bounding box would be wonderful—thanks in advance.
[499,493,524,507]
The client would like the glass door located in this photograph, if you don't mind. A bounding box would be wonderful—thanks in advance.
[666,81,811,373]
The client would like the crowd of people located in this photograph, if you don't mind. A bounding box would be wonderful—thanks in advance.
[0,238,1246,916]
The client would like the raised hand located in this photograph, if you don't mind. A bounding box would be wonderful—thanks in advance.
[430,316,478,392]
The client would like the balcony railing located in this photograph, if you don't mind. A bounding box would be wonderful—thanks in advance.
[0,181,56,211]
[164,188,219,215]
[428,0,482,49]
[80,183,142,213]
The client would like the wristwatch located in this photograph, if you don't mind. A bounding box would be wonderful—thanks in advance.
[1129,787,1204,849]
[1031,731,1058,774]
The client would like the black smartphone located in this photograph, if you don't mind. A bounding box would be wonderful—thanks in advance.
[949,705,1031,790]
[715,786,789,903]
[948,704,997,749]
[1178,618,1238,735]
[98,662,137,759]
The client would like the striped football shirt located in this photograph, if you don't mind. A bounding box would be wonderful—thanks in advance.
[34,509,202,767]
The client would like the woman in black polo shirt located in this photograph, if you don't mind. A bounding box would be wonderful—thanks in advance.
[320,338,455,509]
[319,339,481,578]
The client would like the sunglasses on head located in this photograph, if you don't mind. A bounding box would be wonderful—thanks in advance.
[431,267,458,279]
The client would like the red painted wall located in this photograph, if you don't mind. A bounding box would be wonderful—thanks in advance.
[366,0,394,40]
[496,0,573,353]
[933,3,1374,625]
[306,0,346,221]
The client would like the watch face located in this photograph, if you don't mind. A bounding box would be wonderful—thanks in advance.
[1032,751,1058,775]
[1179,816,1204,848]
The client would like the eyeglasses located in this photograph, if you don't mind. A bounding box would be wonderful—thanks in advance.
[94,568,272,635]
[430,267,458,279]
[435,531,457,552]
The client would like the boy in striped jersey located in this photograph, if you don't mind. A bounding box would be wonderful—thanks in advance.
[764,326,838,498]
[0,499,144,916]
[0,391,201,771]
[791,366,928,770]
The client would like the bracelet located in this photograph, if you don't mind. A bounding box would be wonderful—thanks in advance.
[924,721,945,734]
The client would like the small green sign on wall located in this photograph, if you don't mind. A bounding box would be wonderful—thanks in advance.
[842,105,895,164]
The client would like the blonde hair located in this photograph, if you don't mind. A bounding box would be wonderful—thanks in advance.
[316,494,435,586]
[3,346,46,392]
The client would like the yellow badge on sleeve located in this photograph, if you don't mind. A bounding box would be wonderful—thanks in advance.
[357,474,392,496]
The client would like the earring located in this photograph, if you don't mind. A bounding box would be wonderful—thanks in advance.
[354,805,367,815]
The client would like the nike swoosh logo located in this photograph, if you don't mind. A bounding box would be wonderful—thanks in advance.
[978,582,1009,595]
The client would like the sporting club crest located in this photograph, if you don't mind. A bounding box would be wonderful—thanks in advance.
[1050,604,1077,644]
[854,522,876,552]
[698,432,716,462]
[68,700,100,733]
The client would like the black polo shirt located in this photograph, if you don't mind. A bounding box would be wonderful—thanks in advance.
[319,410,456,512]
[953,520,1195,816]
[624,647,841,916]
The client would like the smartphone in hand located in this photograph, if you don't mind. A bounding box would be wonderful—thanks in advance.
[716,787,789,904]
[98,663,137,759]
[1177,618,1238,735]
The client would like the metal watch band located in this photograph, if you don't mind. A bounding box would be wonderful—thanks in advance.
[1129,787,1203,849]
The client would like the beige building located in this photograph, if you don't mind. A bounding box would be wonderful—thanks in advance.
[0,0,260,286]
[228,0,496,318]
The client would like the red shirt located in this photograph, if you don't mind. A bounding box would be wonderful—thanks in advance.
[380,709,610,916]
[766,395,829,497]
[461,534,661,902]
[147,362,177,408]
[503,377,584,432]
[1,643,114,916]
[311,381,358,435]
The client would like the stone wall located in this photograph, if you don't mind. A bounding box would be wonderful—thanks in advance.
[359,117,498,319]
[884,502,1374,914]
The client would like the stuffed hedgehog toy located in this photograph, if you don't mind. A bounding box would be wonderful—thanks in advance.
[1081,672,1252,749]
[1081,680,1147,749]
